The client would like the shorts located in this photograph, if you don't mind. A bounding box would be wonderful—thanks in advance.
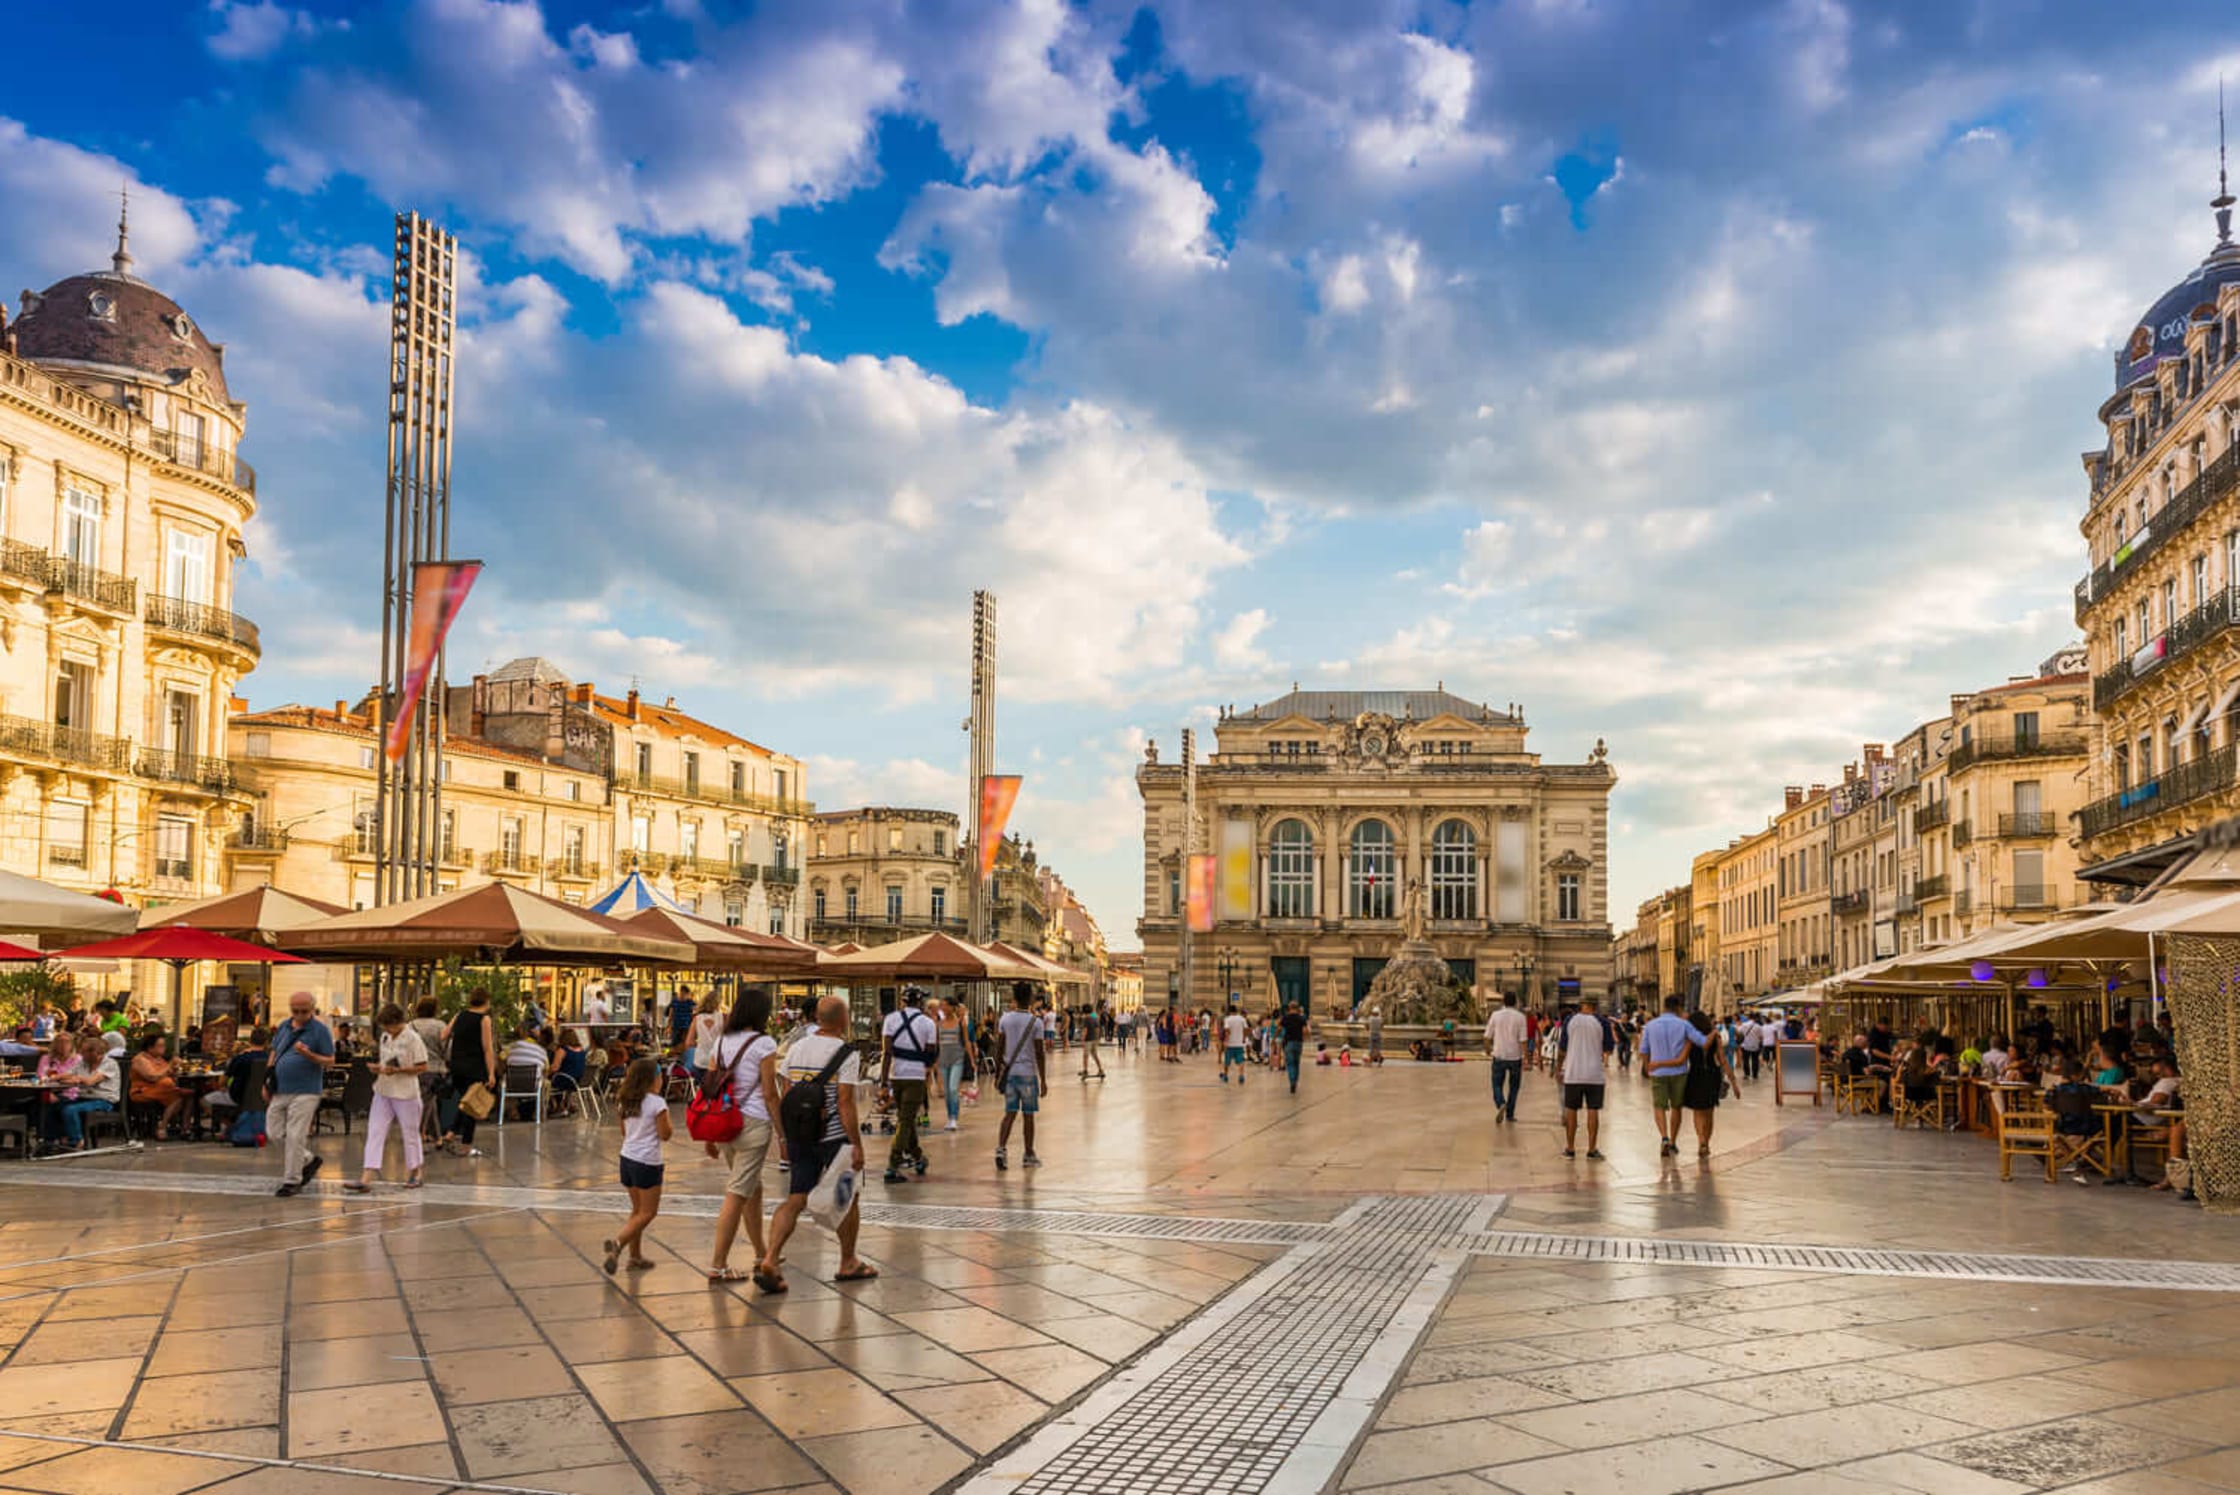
[721,1118,774,1197]
[1650,1074,1688,1109]
[619,1157,665,1190]
[1003,1075,1040,1114]
[786,1133,844,1197]
[1562,1083,1606,1112]
[1224,1046,1246,1065]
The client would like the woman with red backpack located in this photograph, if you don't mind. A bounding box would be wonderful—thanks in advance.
[696,987,781,1284]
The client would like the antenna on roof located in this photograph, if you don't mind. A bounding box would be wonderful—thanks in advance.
[2216,78,2236,247]
[112,184,133,278]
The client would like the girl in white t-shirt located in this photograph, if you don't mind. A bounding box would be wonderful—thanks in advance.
[605,1057,672,1276]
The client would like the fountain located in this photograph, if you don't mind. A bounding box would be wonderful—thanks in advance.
[1321,878,1478,1053]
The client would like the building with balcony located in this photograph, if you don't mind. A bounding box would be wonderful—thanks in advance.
[1135,688,1616,1017]
[1774,784,1833,988]
[0,215,260,970]
[2075,181,2240,886]
[1942,666,2090,934]
[807,807,961,946]
[1829,747,1892,974]
[1612,894,1661,1009]
[591,682,810,937]
[1707,824,1776,1007]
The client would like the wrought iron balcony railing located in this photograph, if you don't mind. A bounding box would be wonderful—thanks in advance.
[1954,890,1973,918]
[1914,800,1951,832]
[1914,873,1951,900]
[2001,885,2059,911]
[144,427,257,495]
[2080,743,2240,840]
[145,594,260,657]
[672,856,751,882]
[1952,820,1973,849]
[609,769,812,818]
[2078,445,2240,623]
[228,826,290,853]
[0,713,135,773]
[44,556,136,614]
[1832,889,1869,914]
[1997,812,2057,838]
[763,864,800,887]
[483,850,542,875]
[137,748,237,793]
[1947,731,2087,774]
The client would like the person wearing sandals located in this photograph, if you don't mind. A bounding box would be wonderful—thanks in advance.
[439,990,498,1158]
[604,1057,671,1276]
[346,1004,429,1193]
[755,995,876,1294]
[704,988,781,1284]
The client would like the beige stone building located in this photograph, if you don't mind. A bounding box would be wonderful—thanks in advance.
[1829,750,1883,974]
[1945,668,2090,935]
[596,684,809,936]
[1774,785,1832,989]
[1613,895,1660,1008]
[0,222,263,1016]
[2075,192,2240,888]
[1136,688,1616,1016]
[1710,825,1776,1005]
[807,807,960,945]
[1108,950,1144,1012]
[1654,883,1690,1003]
[1689,850,1723,1004]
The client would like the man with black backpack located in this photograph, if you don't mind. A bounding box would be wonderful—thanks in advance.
[881,986,938,1184]
[755,996,875,1293]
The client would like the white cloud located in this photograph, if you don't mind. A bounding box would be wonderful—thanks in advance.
[1212,610,1271,670]
[205,0,320,62]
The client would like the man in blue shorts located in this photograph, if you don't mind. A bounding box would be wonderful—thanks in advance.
[1219,1006,1250,1084]
[995,983,1047,1170]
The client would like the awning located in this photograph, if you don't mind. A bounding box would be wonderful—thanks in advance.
[288,882,693,965]
[0,870,138,945]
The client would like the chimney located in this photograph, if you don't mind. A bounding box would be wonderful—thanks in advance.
[1864,742,1885,762]
[1783,785,1804,810]
[1843,763,1858,784]
[626,688,641,721]
[1809,783,1825,798]
[334,700,349,717]
[574,681,594,705]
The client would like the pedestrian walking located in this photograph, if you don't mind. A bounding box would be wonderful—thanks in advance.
[1638,994,1711,1157]
[1558,997,1613,1161]
[345,1004,428,1192]
[439,990,499,1158]
[934,998,972,1132]
[685,992,722,1072]
[267,992,336,1197]
[1614,1013,1636,1073]
[1738,1013,1763,1081]
[994,983,1047,1170]
[880,986,938,1183]
[1080,1010,1106,1081]
[1483,992,1527,1123]
[704,987,780,1283]
[1366,1008,1384,1066]
[1219,1006,1250,1084]
[1278,1002,1309,1093]
[1683,1009,1741,1157]
[757,995,876,1291]
[409,997,449,1143]
[604,1057,671,1276]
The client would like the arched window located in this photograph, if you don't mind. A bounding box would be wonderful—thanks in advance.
[1348,820,1395,919]
[1267,819,1314,919]
[1430,819,1476,920]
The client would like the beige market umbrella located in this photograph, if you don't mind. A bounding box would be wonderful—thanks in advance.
[140,886,346,942]
[820,931,1040,982]
[0,869,137,945]
[614,907,820,975]
[286,882,692,965]
[987,939,1090,985]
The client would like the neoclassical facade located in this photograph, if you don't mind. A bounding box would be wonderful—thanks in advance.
[1136,689,1615,1017]
[0,219,258,963]
[2076,180,2240,885]
[807,806,960,945]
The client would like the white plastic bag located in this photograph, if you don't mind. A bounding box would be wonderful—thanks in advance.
[806,1145,859,1230]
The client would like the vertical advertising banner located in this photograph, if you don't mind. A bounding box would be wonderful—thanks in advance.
[1186,853,1217,933]
[977,774,1023,880]
[384,560,483,763]
[1217,817,1254,923]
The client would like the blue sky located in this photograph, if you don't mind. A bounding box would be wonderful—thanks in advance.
[3,0,2236,940]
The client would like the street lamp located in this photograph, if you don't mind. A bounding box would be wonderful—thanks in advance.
[1216,950,1237,1005]
[1512,953,1536,1010]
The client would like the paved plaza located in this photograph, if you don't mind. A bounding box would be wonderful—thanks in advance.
[0,1047,2235,1495]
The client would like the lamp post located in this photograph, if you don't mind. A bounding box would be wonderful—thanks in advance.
[1216,950,1238,1006]
[1513,953,1536,1011]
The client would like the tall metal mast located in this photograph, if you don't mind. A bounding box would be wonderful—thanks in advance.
[374,213,458,906]
[1178,726,1195,1012]
[966,591,997,943]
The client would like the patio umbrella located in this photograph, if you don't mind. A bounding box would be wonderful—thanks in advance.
[987,940,1089,985]
[286,882,694,966]
[52,927,310,1027]
[614,907,820,974]
[139,886,346,942]
[0,939,47,962]
[0,869,137,945]
[820,931,1041,982]
[586,872,686,917]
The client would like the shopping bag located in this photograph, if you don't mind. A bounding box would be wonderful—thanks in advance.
[457,1082,496,1121]
[959,1082,980,1107]
[806,1146,859,1230]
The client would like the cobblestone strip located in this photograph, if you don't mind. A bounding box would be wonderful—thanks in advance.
[956,1195,1484,1495]
[1462,1230,2240,1291]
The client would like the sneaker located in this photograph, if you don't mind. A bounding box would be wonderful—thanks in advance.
[1563,1148,1576,1159]
[275,1182,299,1197]
[1587,1149,1606,1161]
[913,1157,927,1176]
[1504,1110,1517,1123]
[1023,1153,1042,1168]
[884,1171,907,1184]
[300,1155,324,1185]
[995,1149,1008,1171]
[1220,1074,1228,1083]
[944,1122,959,1133]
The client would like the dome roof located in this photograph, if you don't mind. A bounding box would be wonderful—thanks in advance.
[2114,167,2240,394]
[12,222,230,406]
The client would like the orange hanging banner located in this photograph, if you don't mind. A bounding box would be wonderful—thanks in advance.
[977,774,1023,880]
[384,559,483,763]
[1186,853,1216,934]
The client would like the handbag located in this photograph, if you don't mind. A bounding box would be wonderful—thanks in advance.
[805,1142,859,1230]
[457,1082,496,1121]
[687,1034,748,1144]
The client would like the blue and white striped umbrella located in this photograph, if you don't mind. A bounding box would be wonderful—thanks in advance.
[585,871,687,917]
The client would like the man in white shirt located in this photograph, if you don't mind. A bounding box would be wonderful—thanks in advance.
[1558,998,1614,1161]
[583,981,612,1028]
[1483,993,1529,1124]
[1737,1015,1764,1081]
[880,987,939,1184]
[1220,1007,1251,1084]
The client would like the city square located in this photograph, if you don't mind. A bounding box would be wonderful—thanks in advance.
[4,1,2240,1492]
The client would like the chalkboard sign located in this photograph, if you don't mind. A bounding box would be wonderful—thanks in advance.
[201,985,240,1026]
[1775,1040,1821,1106]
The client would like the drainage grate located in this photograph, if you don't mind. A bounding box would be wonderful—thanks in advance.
[858,1203,1335,1245]
[966,1196,1481,1495]
[1462,1231,2240,1292]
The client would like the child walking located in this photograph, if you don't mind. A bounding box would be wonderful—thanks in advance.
[604,1058,670,1276]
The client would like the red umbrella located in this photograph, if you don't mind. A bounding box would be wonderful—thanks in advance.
[0,939,45,962]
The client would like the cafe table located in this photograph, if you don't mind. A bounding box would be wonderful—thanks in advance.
[2088,1102,2136,1179]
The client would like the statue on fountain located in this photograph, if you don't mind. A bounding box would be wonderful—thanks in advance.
[1356,875,1475,1027]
